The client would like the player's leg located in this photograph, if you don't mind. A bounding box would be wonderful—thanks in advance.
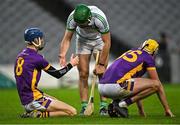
[114,79,160,118]
[22,96,77,118]
[101,78,159,117]
[133,78,173,117]
[76,38,94,114]
[44,93,76,116]
[133,78,160,95]
[77,54,91,114]
[98,83,131,117]
[118,78,160,107]
[47,99,77,117]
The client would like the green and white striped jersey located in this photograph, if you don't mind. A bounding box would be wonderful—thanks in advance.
[66,6,109,40]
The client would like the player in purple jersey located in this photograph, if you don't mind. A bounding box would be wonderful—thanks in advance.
[14,28,79,118]
[98,39,174,118]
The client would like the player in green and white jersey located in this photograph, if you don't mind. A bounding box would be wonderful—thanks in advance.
[59,4,111,115]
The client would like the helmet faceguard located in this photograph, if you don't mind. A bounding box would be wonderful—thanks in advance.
[24,28,45,50]
[141,39,159,55]
[73,4,91,25]
[33,37,45,51]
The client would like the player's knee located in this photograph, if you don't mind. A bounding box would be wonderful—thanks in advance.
[79,71,89,81]
[70,108,77,116]
[152,80,161,91]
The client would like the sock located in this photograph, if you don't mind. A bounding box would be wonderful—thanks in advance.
[81,101,88,109]
[118,101,127,108]
[119,98,132,107]
[100,101,108,110]
[36,111,49,118]
[124,98,133,106]
[44,111,50,118]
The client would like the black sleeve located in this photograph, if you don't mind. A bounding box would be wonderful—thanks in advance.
[45,63,73,79]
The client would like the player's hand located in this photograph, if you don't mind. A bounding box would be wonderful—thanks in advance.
[59,55,66,67]
[139,109,146,117]
[165,109,175,117]
[94,65,106,75]
[70,54,79,66]
[136,101,146,117]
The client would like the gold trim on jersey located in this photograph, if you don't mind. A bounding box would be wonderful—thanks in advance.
[117,63,143,84]
[31,69,43,100]
[42,99,48,107]
[127,81,131,91]
[147,67,156,70]
[43,64,51,71]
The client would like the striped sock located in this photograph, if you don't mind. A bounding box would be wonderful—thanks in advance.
[36,111,49,118]
[124,98,133,106]
[118,101,127,107]
[119,99,132,108]
[100,101,108,110]
[81,101,88,109]
[43,111,49,118]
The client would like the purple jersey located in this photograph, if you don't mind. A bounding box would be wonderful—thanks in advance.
[100,48,156,84]
[14,48,50,105]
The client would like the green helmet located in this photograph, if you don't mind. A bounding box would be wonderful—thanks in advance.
[73,4,91,24]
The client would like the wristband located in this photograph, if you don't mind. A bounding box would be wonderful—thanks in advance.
[99,63,105,66]
[67,63,73,69]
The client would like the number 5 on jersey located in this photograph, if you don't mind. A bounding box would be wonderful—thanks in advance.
[119,50,142,62]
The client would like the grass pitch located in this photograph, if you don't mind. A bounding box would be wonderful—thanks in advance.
[0,84,179,124]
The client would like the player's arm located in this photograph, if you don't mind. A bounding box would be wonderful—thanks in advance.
[59,12,75,65]
[59,30,74,66]
[147,67,159,80]
[147,68,174,117]
[136,100,146,117]
[94,14,111,75]
[45,54,79,79]
[59,30,74,58]
[44,63,73,79]
[99,32,111,65]
[94,32,111,76]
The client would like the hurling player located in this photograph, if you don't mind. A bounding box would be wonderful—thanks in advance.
[98,39,174,118]
[14,28,79,118]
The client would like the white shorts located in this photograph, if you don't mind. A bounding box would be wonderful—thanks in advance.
[98,80,134,100]
[24,96,52,113]
[76,37,104,54]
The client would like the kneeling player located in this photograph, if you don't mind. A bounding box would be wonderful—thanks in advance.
[14,28,79,118]
[98,39,174,118]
